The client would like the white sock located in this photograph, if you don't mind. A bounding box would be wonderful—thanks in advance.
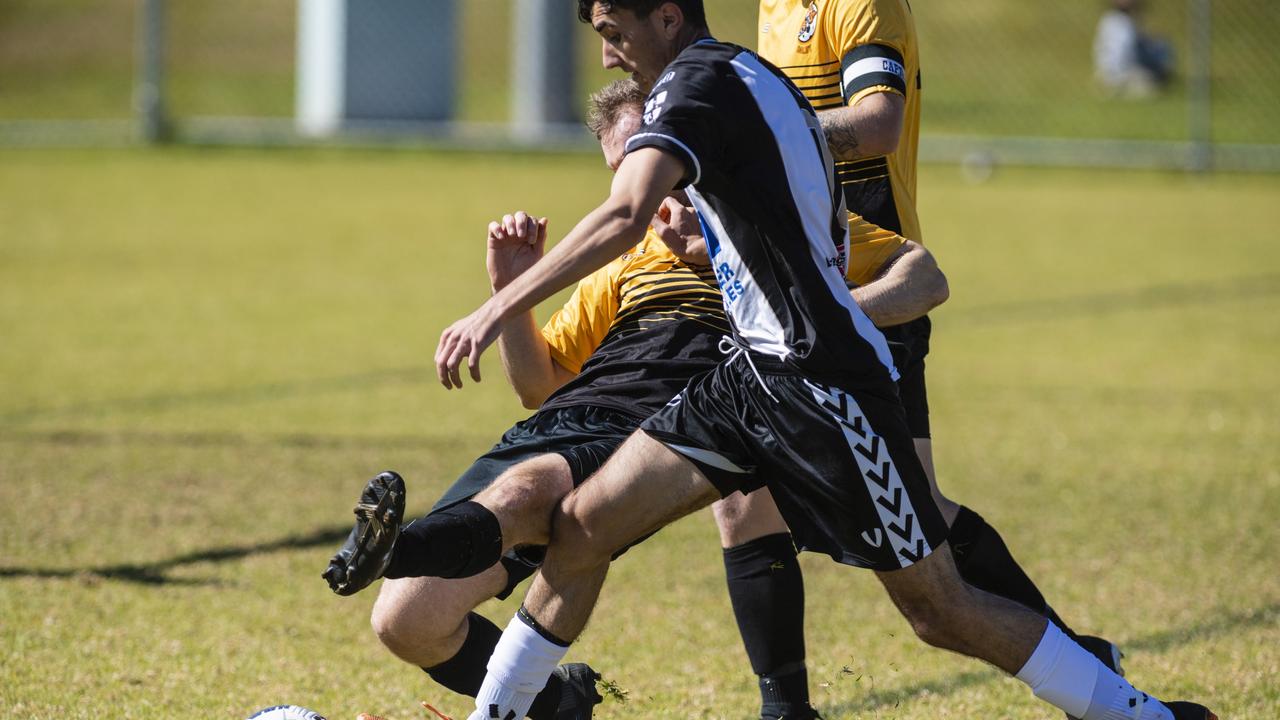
[470,611,569,720]
[1086,673,1174,720]
[1016,622,1172,720]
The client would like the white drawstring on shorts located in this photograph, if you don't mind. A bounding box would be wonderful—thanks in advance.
[718,335,779,403]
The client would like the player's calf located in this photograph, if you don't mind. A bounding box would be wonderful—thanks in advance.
[878,544,1217,720]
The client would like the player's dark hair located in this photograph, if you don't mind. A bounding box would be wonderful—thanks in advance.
[586,78,647,139]
[576,0,707,30]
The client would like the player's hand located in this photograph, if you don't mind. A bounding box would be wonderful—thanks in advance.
[651,196,709,266]
[435,305,502,389]
[486,210,549,290]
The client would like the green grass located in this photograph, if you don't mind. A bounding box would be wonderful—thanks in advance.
[1,149,1279,719]
[2,1,1278,144]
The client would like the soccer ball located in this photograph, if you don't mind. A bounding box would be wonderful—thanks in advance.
[246,706,327,720]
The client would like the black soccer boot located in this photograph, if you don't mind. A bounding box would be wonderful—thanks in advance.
[1076,634,1125,676]
[1166,701,1218,720]
[551,663,603,720]
[322,471,406,596]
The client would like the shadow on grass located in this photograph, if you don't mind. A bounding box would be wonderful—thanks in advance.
[0,525,350,586]
[818,600,1279,717]
[0,427,459,452]
[0,365,424,425]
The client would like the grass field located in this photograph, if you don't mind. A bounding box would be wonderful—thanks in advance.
[1,148,1278,719]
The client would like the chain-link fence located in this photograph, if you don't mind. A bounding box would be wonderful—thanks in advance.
[1,0,1276,170]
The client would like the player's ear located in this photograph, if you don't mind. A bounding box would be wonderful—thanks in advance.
[657,2,683,38]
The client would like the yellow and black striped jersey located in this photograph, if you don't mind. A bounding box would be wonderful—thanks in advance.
[759,0,923,274]
[539,228,729,418]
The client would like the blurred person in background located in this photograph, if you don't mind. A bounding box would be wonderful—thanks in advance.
[1094,0,1176,97]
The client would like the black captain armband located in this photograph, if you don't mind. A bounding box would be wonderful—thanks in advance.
[840,43,908,101]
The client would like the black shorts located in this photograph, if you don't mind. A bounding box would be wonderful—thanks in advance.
[429,405,639,598]
[882,315,931,439]
[641,354,948,571]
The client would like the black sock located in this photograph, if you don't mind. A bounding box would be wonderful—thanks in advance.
[386,501,504,580]
[422,612,567,720]
[948,505,1077,638]
[723,532,810,716]
[422,613,502,697]
[760,669,811,719]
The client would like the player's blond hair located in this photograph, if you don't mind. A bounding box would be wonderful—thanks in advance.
[586,79,647,139]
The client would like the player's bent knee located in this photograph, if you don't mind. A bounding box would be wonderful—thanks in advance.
[878,548,972,651]
[477,456,573,546]
[487,464,565,512]
[548,494,617,570]
[712,490,789,547]
[892,593,961,651]
[370,603,440,661]
[369,581,467,663]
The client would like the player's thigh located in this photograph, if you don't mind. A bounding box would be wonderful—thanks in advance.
[472,453,574,547]
[711,487,790,548]
[371,566,509,645]
[553,430,721,562]
[912,437,960,524]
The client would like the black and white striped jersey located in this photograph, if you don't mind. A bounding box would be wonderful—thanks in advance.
[624,39,899,388]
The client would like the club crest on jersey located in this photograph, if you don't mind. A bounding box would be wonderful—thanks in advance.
[798,1,819,42]
[643,90,668,125]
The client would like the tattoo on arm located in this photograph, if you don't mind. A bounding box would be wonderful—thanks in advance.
[821,110,860,160]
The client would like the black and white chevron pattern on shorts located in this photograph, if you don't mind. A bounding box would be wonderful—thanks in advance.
[805,380,931,567]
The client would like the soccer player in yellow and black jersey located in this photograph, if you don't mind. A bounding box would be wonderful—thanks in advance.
[532,229,727,420]
[760,0,921,246]
[325,78,949,720]
[751,3,1124,719]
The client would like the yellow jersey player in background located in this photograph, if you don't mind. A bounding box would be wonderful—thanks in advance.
[761,0,921,254]
[747,3,1124,719]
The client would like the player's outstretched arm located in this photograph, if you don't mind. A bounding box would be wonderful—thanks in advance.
[850,240,948,327]
[819,91,905,161]
[434,147,686,389]
[486,211,578,408]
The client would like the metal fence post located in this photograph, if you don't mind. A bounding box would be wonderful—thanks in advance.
[296,0,459,138]
[135,0,169,143]
[511,0,578,140]
[1188,0,1213,172]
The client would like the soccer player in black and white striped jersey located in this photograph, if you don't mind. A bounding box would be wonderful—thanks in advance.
[432,3,1216,720]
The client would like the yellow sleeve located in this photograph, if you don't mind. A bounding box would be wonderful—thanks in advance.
[845,214,907,286]
[540,262,621,374]
[848,84,901,106]
[822,0,910,105]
